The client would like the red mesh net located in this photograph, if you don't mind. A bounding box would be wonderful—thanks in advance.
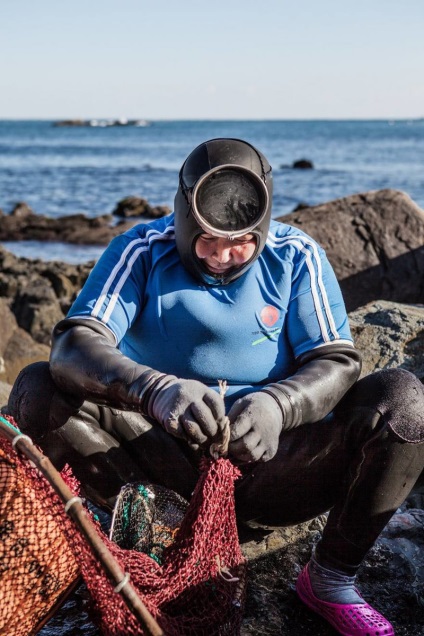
[0,416,247,636]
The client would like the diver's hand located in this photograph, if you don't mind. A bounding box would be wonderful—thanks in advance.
[148,376,226,447]
[228,392,283,463]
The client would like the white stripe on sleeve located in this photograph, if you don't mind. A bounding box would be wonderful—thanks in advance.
[267,232,339,341]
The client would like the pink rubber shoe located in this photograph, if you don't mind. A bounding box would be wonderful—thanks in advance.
[296,563,395,636]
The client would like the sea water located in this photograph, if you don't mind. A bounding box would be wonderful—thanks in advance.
[1,118,424,263]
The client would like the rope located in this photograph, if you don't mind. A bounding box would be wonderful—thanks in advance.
[12,433,33,449]
[210,380,231,459]
[114,572,131,594]
[64,496,84,514]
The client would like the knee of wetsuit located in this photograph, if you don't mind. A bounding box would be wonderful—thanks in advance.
[7,361,83,442]
[336,368,424,444]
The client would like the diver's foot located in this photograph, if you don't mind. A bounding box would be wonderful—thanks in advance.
[296,562,395,636]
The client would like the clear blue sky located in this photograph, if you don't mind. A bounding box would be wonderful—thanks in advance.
[1,0,423,120]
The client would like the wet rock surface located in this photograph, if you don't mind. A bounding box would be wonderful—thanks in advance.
[238,498,424,635]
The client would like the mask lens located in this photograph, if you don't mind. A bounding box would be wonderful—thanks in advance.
[194,168,265,233]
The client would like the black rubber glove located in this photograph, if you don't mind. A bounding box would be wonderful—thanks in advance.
[147,375,227,448]
[228,391,283,463]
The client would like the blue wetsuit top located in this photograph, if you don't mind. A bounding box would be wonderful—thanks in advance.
[68,215,353,407]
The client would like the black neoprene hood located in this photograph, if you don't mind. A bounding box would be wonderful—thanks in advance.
[174,138,273,286]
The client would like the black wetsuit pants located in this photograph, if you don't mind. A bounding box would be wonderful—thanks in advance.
[7,363,424,575]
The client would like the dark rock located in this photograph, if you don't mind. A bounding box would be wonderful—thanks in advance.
[112,196,170,220]
[279,189,424,312]
[0,298,18,359]
[2,328,50,385]
[10,202,35,217]
[12,279,64,345]
[42,269,79,304]
[0,210,116,245]
[349,301,424,381]
[53,120,87,127]
[0,247,90,307]
[239,500,424,635]
[292,159,314,169]
[0,245,92,354]
[113,196,153,218]
[0,204,169,245]
[292,202,310,212]
[152,204,172,218]
[0,381,11,406]
[52,213,118,245]
[0,297,49,385]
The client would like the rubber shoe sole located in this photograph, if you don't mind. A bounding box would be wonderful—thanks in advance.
[296,563,395,636]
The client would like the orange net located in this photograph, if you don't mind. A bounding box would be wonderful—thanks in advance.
[0,416,247,635]
[0,435,80,636]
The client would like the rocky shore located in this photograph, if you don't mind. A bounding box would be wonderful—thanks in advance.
[1,188,423,634]
[0,197,170,246]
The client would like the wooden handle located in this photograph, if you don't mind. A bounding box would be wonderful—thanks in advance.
[0,416,164,636]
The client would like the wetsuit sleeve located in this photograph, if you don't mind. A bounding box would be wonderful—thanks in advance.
[49,317,165,412]
[262,343,362,430]
[66,232,148,342]
[262,236,361,429]
[49,221,173,410]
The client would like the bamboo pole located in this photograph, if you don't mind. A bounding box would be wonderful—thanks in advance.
[0,416,164,636]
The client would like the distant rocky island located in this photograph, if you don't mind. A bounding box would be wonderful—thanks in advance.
[53,118,151,128]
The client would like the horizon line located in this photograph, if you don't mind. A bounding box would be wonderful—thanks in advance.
[0,116,423,123]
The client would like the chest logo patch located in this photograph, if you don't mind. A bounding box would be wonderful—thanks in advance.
[260,305,280,327]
